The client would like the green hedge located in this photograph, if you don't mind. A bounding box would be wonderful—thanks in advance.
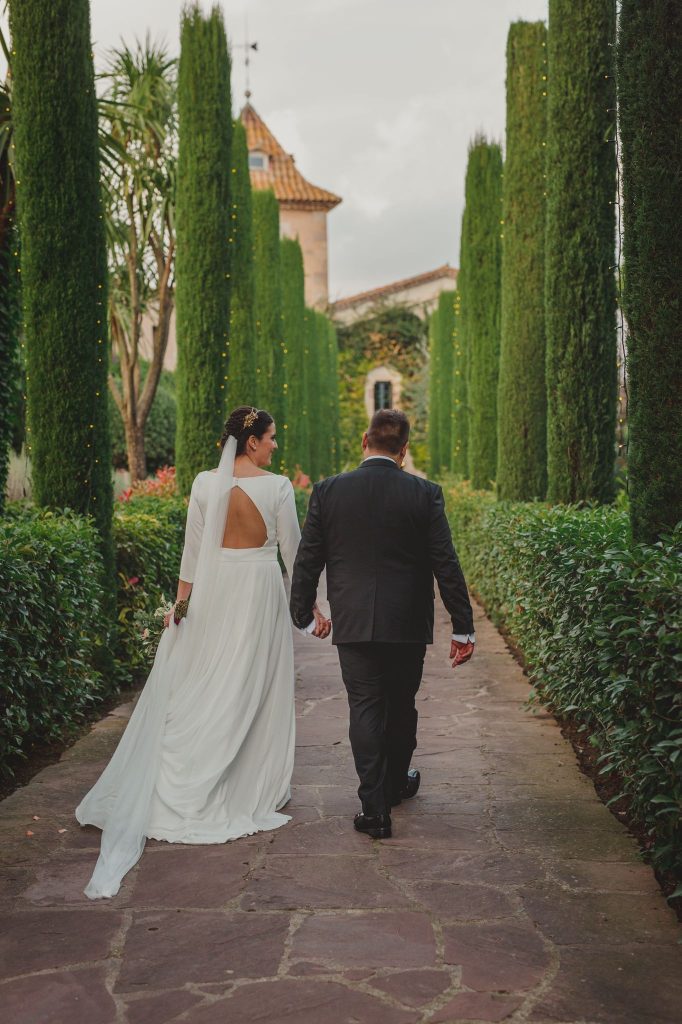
[0,508,109,768]
[445,482,682,875]
[0,494,189,772]
[112,495,187,674]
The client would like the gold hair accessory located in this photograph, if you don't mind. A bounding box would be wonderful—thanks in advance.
[243,408,258,430]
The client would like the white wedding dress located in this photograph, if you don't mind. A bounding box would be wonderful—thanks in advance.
[76,438,301,898]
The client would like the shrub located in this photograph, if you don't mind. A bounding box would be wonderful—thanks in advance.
[112,494,188,676]
[292,481,311,529]
[118,465,178,502]
[446,481,682,875]
[0,507,109,770]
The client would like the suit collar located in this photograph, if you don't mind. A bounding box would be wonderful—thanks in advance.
[358,456,400,470]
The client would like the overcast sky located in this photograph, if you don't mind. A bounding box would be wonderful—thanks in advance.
[5,0,549,298]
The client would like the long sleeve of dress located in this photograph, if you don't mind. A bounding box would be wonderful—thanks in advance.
[276,478,302,580]
[178,476,205,583]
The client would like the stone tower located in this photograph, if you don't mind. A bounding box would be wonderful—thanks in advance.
[240,103,341,309]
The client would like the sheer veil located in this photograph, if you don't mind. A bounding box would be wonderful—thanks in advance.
[77,437,238,898]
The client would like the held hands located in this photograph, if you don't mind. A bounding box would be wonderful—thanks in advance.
[450,639,474,669]
[312,605,332,640]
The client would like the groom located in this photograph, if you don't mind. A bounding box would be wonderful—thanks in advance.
[290,409,475,839]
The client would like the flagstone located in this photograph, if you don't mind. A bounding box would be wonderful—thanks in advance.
[187,979,419,1024]
[241,854,410,911]
[546,858,662,894]
[131,845,253,908]
[292,911,437,970]
[527,944,682,1024]
[379,847,544,887]
[368,968,454,1007]
[0,967,117,1024]
[442,920,550,991]
[518,887,680,945]
[114,911,289,992]
[406,880,516,921]
[0,908,122,980]
[387,813,493,852]
[430,990,524,1022]
[123,988,204,1024]
[268,816,372,855]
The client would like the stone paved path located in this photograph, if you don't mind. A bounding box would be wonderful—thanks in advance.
[1,599,680,1024]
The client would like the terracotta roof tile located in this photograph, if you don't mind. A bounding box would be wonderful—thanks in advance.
[240,103,341,211]
[332,265,458,311]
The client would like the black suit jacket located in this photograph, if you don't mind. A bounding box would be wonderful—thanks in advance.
[290,459,474,644]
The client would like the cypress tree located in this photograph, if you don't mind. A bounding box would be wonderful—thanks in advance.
[227,119,256,412]
[460,138,503,490]
[280,237,306,474]
[327,319,341,474]
[317,315,340,476]
[428,307,441,478]
[451,289,468,476]
[252,189,285,460]
[303,308,320,479]
[0,224,19,514]
[311,310,340,479]
[545,0,617,503]
[175,5,231,494]
[437,290,455,476]
[618,1,682,541]
[497,21,548,501]
[9,0,113,559]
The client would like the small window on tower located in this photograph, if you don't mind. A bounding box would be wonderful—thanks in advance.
[248,151,268,171]
[374,381,392,411]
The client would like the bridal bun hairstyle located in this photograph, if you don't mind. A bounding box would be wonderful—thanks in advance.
[220,406,274,455]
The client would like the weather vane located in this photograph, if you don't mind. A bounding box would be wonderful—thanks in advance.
[233,20,258,101]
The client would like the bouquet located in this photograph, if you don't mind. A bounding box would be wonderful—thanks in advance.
[132,598,174,664]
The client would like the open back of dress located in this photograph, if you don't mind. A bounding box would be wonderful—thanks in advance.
[222,482,268,549]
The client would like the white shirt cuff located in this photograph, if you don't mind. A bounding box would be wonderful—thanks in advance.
[452,633,476,644]
[299,619,317,636]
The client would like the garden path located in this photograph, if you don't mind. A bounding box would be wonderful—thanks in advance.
[0,598,680,1023]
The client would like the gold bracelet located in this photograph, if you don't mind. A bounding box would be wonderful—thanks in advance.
[174,598,189,622]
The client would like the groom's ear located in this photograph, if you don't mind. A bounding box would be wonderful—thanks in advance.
[361,432,369,451]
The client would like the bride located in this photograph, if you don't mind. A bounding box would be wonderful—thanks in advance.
[76,406,330,898]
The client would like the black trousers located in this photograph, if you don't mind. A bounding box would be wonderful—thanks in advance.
[336,642,427,817]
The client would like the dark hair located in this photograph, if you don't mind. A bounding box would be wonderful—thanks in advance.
[366,409,410,455]
[220,406,274,455]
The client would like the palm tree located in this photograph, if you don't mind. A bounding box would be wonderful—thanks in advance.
[100,37,177,482]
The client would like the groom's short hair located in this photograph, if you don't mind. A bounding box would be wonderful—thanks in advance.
[367,409,410,454]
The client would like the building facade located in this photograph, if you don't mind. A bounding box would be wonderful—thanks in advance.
[331,265,458,325]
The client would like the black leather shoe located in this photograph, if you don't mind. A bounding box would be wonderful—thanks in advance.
[354,812,392,839]
[391,768,421,807]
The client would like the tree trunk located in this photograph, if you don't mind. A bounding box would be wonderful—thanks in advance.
[125,420,147,483]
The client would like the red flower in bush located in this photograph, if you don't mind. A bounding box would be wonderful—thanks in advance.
[127,576,140,587]
[292,468,311,490]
